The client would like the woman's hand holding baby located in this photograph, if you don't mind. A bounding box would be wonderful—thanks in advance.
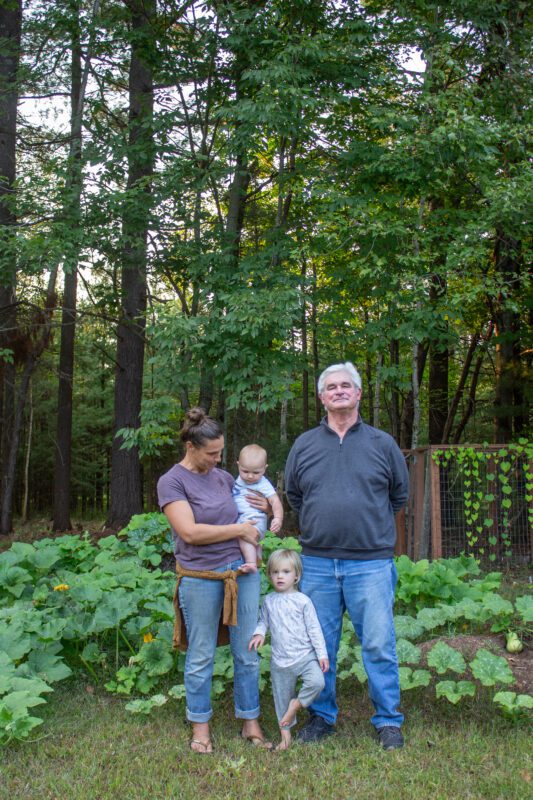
[239,521,260,545]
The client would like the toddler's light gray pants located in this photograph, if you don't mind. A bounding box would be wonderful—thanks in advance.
[271,656,325,728]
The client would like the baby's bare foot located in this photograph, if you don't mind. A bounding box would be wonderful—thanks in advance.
[239,563,258,574]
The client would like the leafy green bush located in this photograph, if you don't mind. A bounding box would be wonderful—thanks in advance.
[395,553,501,612]
[0,517,531,743]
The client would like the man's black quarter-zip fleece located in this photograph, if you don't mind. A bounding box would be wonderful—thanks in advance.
[284,417,409,560]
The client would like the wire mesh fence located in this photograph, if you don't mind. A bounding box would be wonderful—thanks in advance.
[396,444,533,566]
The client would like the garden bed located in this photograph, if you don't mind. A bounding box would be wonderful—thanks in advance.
[418,634,532,694]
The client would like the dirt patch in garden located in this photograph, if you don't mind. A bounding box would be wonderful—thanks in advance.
[0,518,108,553]
[419,634,533,695]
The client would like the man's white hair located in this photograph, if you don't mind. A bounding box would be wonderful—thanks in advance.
[317,362,362,394]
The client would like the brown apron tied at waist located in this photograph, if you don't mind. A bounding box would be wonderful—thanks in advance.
[173,561,239,651]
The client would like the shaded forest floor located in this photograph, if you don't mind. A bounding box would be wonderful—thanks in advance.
[0,516,107,551]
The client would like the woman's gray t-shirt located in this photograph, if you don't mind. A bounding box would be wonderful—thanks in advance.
[157,463,241,570]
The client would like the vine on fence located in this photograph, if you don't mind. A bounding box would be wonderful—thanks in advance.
[432,439,532,561]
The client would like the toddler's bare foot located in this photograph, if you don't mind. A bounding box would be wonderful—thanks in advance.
[279,698,302,729]
[239,562,258,574]
[276,727,292,751]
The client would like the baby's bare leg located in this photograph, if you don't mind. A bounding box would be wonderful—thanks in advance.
[238,539,258,573]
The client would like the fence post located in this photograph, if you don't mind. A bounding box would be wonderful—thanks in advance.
[529,457,533,561]
[429,447,442,558]
[395,508,406,555]
[413,449,426,559]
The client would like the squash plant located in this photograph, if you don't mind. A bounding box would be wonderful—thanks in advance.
[0,518,531,744]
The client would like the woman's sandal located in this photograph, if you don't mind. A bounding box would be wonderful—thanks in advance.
[241,733,273,751]
[190,738,213,754]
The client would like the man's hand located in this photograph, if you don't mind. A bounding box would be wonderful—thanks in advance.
[319,658,330,673]
[248,634,265,651]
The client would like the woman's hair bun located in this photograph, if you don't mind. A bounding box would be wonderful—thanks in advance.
[186,407,206,425]
[180,407,223,446]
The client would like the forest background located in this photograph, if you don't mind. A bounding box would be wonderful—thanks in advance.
[0,0,531,535]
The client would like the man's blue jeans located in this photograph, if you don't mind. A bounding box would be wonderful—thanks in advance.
[300,555,403,730]
[179,559,261,723]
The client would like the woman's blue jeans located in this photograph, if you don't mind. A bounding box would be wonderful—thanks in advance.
[178,559,260,723]
[300,555,403,730]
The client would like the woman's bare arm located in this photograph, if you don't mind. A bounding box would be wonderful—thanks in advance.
[164,500,259,546]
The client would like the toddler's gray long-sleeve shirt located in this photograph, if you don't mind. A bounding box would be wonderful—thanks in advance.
[253,591,327,669]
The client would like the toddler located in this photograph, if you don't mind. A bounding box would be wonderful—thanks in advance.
[233,444,284,572]
[249,549,329,750]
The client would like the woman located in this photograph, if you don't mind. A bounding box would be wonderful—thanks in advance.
[157,407,272,754]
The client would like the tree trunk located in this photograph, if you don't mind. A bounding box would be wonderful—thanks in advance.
[21,377,32,523]
[410,342,421,450]
[301,259,309,430]
[1,356,34,533]
[453,350,486,444]
[107,0,155,528]
[225,150,251,265]
[428,265,449,445]
[280,398,287,445]
[442,330,483,444]
[271,133,297,268]
[389,339,400,440]
[311,262,320,425]
[0,269,58,534]
[493,230,522,443]
[373,351,382,428]
[364,310,373,424]
[477,10,528,443]
[198,366,214,414]
[53,0,91,530]
[400,342,428,449]
[53,266,78,530]
[0,0,21,533]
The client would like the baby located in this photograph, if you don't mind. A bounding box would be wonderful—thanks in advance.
[249,549,329,750]
[233,444,284,573]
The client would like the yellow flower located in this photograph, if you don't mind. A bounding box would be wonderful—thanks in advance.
[53,583,70,591]
[143,633,154,643]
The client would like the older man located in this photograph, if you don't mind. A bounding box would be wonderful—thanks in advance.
[284,362,409,749]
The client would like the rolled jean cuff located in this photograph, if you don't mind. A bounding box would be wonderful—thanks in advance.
[234,704,260,720]
[373,722,402,731]
[186,707,213,723]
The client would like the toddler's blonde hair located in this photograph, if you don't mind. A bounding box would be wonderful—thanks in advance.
[266,549,302,583]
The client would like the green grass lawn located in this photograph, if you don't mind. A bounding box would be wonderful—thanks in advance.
[1,680,531,800]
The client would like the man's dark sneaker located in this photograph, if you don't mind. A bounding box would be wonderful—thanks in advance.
[377,726,404,751]
[296,714,335,743]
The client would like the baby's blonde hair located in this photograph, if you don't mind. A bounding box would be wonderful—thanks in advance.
[266,549,302,583]
[238,443,267,465]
